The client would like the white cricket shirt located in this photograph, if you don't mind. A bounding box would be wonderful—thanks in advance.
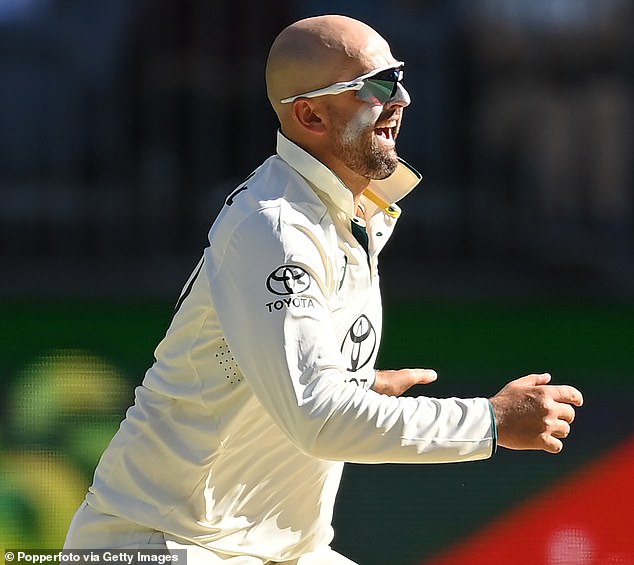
[85,132,496,560]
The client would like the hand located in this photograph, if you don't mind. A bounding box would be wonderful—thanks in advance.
[490,373,584,454]
[373,368,437,397]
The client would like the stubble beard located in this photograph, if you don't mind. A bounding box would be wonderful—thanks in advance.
[333,117,399,181]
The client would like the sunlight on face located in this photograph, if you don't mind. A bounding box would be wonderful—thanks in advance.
[333,104,399,180]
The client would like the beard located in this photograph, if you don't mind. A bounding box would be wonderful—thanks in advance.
[331,111,400,180]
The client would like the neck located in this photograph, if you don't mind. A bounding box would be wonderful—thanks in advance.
[284,132,370,212]
[327,161,370,210]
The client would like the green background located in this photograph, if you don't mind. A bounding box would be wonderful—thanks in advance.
[1,298,632,564]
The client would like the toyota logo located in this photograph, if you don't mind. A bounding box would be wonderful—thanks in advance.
[341,314,376,372]
[266,265,311,296]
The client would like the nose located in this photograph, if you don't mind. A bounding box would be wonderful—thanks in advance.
[385,83,410,109]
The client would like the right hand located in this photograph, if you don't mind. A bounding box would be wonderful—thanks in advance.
[373,368,438,397]
[489,373,583,454]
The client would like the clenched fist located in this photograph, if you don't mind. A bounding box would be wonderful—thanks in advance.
[490,373,584,453]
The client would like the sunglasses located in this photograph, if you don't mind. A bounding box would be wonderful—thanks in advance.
[280,62,405,105]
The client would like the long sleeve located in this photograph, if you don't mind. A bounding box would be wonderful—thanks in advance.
[205,199,495,464]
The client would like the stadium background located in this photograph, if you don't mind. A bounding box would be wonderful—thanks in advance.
[1,1,633,563]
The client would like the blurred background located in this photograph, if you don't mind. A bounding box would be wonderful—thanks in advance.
[1,0,633,563]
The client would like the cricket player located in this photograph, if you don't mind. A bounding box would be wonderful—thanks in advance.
[64,14,583,564]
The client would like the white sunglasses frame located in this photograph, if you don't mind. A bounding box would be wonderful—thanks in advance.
[280,62,405,104]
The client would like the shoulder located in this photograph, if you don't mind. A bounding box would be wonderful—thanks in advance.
[207,158,335,277]
[215,156,330,240]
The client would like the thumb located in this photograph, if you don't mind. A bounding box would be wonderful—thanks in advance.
[398,368,438,385]
[416,368,438,385]
[512,373,552,387]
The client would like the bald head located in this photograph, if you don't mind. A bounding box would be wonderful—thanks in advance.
[266,15,395,121]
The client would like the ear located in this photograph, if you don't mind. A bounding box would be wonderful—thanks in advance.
[291,100,328,135]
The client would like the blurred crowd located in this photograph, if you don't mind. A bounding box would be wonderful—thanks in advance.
[0,0,632,294]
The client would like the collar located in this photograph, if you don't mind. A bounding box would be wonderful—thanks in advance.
[276,131,422,220]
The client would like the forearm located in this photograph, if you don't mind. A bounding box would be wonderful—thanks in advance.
[305,379,497,464]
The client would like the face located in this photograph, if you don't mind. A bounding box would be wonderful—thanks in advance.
[327,79,410,182]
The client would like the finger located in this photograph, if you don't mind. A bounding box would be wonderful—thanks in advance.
[551,385,584,407]
[556,403,576,425]
[541,433,564,454]
[513,373,552,387]
[550,419,571,439]
[415,369,438,385]
[401,368,437,386]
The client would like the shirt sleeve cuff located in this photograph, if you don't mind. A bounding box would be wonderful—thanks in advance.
[488,399,498,457]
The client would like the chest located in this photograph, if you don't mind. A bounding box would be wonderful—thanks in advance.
[327,224,384,377]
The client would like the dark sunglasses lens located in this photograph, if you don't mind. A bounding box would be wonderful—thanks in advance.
[358,67,403,103]
[360,79,397,102]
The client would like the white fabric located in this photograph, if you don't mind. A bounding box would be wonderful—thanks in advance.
[72,132,496,561]
[65,503,356,563]
[64,502,168,549]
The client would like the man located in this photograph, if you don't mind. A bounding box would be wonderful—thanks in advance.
[64,14,583,564]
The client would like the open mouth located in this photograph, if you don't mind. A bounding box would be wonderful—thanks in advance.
[374,126,395,141]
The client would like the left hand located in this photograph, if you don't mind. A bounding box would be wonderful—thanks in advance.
[372,368,438,397]
[490,373,583,453]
